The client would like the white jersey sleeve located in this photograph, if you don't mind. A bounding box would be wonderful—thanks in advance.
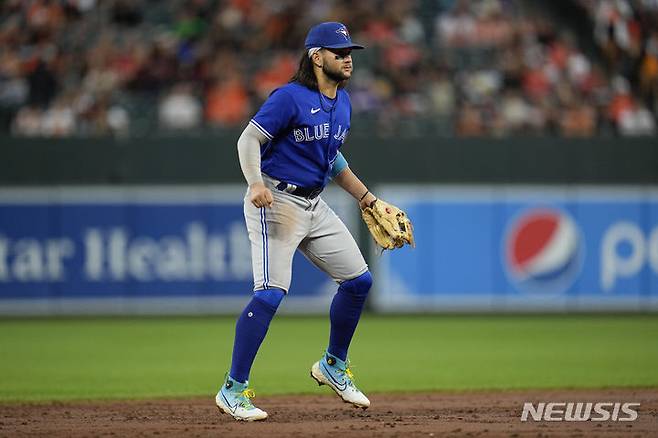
[237,123,270,186]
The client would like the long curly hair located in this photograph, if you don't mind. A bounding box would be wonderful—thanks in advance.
[290,50,347,90]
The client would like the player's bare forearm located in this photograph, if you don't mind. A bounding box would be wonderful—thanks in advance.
[333,167,377,209]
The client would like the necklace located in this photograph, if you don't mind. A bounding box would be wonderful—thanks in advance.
[318,91,338,112]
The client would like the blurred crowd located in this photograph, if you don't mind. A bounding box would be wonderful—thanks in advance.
[577,0,658,136]
[0,0,656,138]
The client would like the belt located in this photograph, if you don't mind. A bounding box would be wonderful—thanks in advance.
[275,181,322,199]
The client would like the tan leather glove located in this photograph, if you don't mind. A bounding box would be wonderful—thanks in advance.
[361,199,414,250]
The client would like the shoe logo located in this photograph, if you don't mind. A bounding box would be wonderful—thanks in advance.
[311,108,321,114]
[221,391,239,414]
[321,362,347,391]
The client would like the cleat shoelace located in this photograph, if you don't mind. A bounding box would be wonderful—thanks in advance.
[337,360,356,387]
[239,389,256,408]
[344,366,354,381]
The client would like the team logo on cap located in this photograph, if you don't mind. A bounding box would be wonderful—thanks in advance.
[503,207,584,294]
[336,26,349,40]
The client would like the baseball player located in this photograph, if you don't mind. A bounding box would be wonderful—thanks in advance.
[215,22,388,422]
[215,22,375,421]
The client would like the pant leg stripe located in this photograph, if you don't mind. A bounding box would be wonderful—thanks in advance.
[260,207,269,288]
[263,207,269,288]
[260,208,266,288]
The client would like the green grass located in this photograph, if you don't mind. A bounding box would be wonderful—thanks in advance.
[1,315,657,402]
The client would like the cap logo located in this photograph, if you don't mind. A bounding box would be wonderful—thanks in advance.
[336,26,349,40]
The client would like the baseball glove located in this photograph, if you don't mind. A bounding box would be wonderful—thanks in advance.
[361,199,414,250]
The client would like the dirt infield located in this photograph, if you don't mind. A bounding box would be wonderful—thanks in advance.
[1,388,656,437]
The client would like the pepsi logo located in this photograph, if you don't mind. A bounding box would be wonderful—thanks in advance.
[504,208,584,293]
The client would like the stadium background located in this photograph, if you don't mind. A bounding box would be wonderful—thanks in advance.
[1,0,657,436]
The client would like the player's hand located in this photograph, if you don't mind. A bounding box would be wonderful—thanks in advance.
[249,182,274,208]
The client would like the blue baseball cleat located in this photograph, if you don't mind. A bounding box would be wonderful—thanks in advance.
[215,374,268,421]
[310,352,370,409]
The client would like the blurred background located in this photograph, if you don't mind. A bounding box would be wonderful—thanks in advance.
[1,0,658,316]
[1,0,657,138]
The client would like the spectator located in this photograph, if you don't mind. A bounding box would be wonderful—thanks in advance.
[500,89,532,133]
[12,105,43,137]
[0,0,655,138]
[427,70,456,116]
[639,31,658,109]
[205,76,250,127]
[107,104,130,136]
[41,95,76,136]
[456,103,484,136]
[27,59,57,109]
[159,83,202,129]
[607,75,634,126]
[0,50,28,108]
[436,0,477,47]
[111,0,142,27]
[618,97,656,136]
[559,99,596,137]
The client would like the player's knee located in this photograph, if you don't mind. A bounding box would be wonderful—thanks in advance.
[340,271,372,297]
[254,287,285,309]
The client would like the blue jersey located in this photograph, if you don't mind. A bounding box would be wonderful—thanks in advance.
[249,82,351,189]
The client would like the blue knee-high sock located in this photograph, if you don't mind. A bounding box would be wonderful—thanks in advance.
[327,271,373,361]
[229,288,284,383]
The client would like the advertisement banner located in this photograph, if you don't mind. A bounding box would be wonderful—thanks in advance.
[0,186,357,315]
[373,186,658,312]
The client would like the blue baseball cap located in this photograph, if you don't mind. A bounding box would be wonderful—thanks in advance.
[304,22,365,50]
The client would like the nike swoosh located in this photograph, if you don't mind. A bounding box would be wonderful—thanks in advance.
[221,391,239,414]
[311,108,321,114]
[321,363,347,391]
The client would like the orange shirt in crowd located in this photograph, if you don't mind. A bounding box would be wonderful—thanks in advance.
[206,79,249,126]
[608,93,633,123]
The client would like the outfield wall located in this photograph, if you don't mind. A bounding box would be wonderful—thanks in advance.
[371,185,658,312]
[1,135,657,185]
[1,135,657,314]
[0,186,358,316]
[1,185,657,315]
